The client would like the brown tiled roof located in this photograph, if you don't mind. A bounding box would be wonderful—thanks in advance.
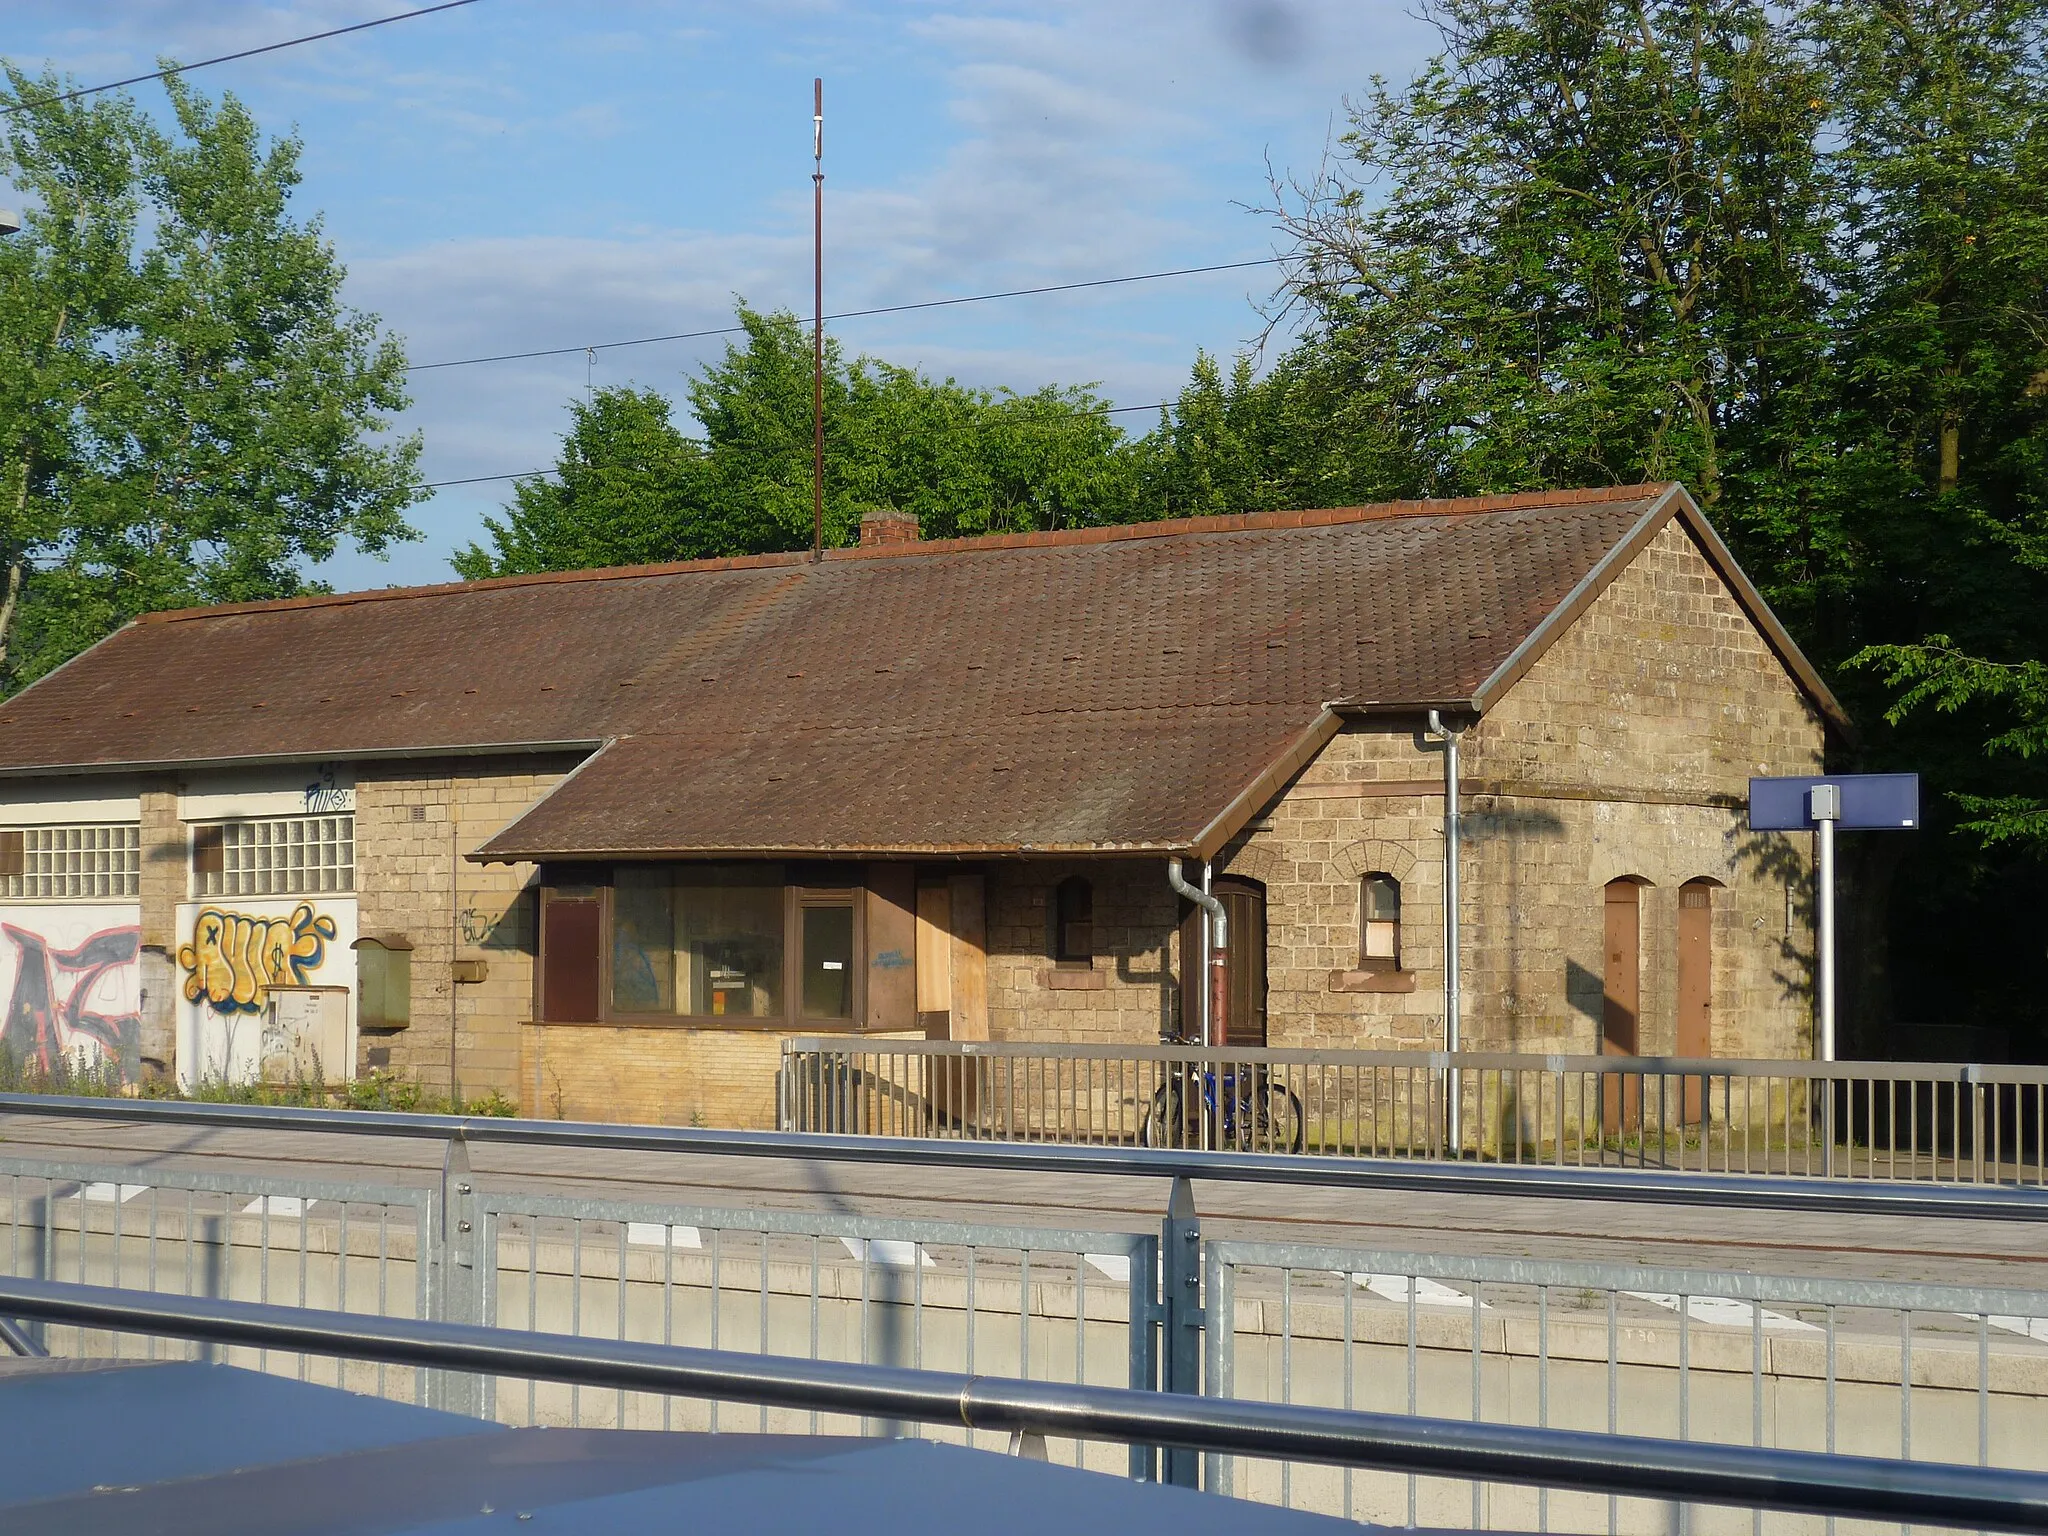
[0,484,1840,857]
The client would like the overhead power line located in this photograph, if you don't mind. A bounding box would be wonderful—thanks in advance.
[406,258,1284,374]
[4,0,484,116]
[422,398,1190,490]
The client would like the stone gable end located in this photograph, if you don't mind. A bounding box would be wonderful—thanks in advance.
[1226,514,1823,1058]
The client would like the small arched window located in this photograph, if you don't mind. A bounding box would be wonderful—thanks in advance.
[1055,876,1094,964]
[1361,873,1401,969]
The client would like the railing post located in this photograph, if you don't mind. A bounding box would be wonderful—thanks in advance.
[432,1124,482,1415]
[1159,1174,1203,1489]
[1821,1069,1836,1179]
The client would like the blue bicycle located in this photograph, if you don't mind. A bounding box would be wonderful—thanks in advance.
[1139,1049,1303,1152]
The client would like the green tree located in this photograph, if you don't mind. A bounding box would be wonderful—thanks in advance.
[0,67,419,691]
[455,307,1140,576]
[1831,0,2048,850]
[452,388,698,578]
[1252,0,1837,526]
[1160,0,2047,1045]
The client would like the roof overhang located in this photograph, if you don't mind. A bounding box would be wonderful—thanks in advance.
[0,740,606,780]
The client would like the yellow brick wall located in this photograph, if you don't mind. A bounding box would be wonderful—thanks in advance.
[353,755,580,1098]
[519,1023,792,1127]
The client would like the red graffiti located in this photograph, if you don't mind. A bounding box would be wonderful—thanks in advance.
[2,924,141,1078]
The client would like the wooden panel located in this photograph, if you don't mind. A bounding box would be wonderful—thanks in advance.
[1601,879,1641,1134]
[540,897,601,1023]
[1677,881,1713,1122]
[915,878,952,1035]
[863,863,917,1033]
[946,872,988,1042]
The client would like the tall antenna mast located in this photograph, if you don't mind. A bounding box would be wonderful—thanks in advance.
[811,77,825,562]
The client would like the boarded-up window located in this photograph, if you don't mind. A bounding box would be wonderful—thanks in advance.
[192,824,225,885]
[1054,876,1094,964]
[0,830,22,883]
[541,896,602,1023]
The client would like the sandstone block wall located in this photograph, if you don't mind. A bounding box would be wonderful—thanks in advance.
[985,859,1181,1045]
[1222,517,1825,1058]
[353,754,579,1099]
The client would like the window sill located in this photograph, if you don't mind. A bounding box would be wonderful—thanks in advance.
[528,1016,867,1033]
[1041,967,1105,991]
[1329,969,1417,994]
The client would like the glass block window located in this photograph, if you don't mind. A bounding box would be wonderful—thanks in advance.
[196,815,355,898]
[0,824,141,900]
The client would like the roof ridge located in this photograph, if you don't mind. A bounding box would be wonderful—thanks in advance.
[136,483,1674,626]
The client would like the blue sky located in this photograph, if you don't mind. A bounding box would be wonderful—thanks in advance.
[6,2,1436,590]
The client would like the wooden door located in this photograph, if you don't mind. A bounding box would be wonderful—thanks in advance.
[1218,879,1267,1049]
[1601,879,1641,1133]
[1676,881,1714,1123]
[1177,877,1267,1046]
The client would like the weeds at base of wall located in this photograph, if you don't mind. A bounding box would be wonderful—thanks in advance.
[0,1049,517,1118]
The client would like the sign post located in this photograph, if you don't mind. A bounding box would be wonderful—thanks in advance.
[1747,773,1919,1065]
[1808,784,1839,1061]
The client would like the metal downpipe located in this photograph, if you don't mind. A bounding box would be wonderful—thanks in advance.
[1168,858,1228,1150]
[1429,710,1465,1156]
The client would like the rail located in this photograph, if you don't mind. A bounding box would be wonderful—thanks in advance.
[780,1040,2048,1183]
[4,1276,2046,1535]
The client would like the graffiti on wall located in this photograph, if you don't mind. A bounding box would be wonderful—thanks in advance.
[178,903,338,1014]
[1,923,141,1078]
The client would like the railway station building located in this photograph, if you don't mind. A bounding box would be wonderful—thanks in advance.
[0,483,1840,1126]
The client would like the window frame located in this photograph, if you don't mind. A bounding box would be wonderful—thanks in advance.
[0,823,142,901]
[549,863,867,1031]
[1359,872,1403,972]
[189,814,355,899]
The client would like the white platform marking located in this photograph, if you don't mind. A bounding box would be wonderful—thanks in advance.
[627,1222,703,1249]
[80,1183,148,1204]
[1626,1291,1818,1332]
[242,1196,308,1216]
[841,1237,933,1269]
[1085,1253,1131,1283]
[1345,1273,1488,1308]
[1987,1315,2048,1343]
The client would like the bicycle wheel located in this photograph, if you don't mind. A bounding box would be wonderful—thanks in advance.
[1239,1081,1305,1153]
[1139,1083,1189,1148]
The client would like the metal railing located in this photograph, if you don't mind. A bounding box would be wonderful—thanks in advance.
[3,1092,2048,1530]
[1205,1242,2048,1526]
[781,1040,2048,1184]
[5,1275,2047,1535]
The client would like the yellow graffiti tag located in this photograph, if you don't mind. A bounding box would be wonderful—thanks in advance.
[178,904,338,1015]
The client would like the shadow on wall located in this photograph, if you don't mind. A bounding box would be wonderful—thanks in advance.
[1727,822,1813,1015]
[1564,958,1603,1028]
[458,889,533,952]
[1113,942,1176,1040]
[1460,802,1566,1053]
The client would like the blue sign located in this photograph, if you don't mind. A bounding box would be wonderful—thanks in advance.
[1748,774,1920,832]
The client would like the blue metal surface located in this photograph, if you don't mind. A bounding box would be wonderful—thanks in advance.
[0,1367,1353,1534]
[1748,773,1920,831]
[0,1359,498,1507]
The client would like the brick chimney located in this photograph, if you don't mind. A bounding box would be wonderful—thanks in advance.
[859,508,920,548]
